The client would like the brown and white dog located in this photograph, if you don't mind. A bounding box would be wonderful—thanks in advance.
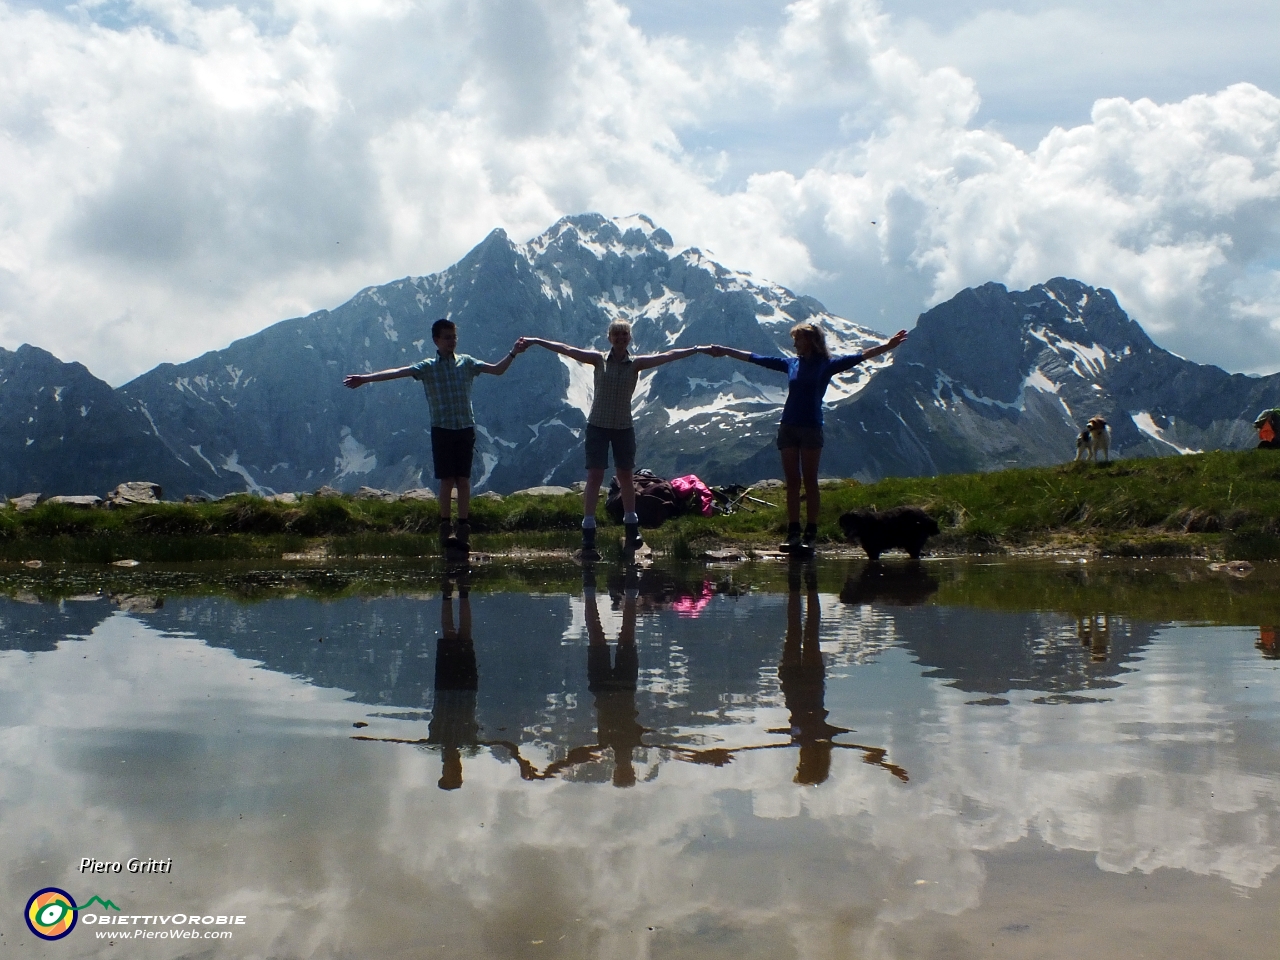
[1074,416,1110,462]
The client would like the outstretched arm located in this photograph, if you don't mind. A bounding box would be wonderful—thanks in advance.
[706,345,755,362]
[633,345,707,371]
[860,329,908,361]
[520,337,601,365]
[476,338,529,375]
[343,366,417,388]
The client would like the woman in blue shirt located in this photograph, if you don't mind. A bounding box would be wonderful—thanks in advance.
[709,323,908,551]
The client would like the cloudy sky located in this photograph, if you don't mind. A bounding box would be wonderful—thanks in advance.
[1,0,1278,385]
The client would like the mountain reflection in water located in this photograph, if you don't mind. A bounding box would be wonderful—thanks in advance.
[3,558,1280,959]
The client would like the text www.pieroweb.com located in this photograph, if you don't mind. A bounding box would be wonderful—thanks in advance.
[85,914,245,940]
[97,929,234,940]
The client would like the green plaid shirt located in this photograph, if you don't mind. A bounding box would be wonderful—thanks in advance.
[410,353,482,429]
[588,352,639,429]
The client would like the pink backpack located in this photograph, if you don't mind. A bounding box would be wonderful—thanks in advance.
[670,475,715,517]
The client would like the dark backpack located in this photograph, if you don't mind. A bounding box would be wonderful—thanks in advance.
[605,469,679,527]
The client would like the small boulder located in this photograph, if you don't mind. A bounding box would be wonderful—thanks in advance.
[111,594,162,613]
[105,482,161,507]
[512,485,574,497]
[45,495,103,509]
[10,493,44,512]
[183,494,210,504]
[753,479,785,490]
[398,487,437,502]
[475,491,504,503]
[354,486,398,502]
[265,492,300,505]
[313,485,343,498]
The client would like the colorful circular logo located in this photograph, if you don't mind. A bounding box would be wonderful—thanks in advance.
[25,888,78,941]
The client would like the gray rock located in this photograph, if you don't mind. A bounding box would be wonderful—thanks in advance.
[10,493,42,512]
[265,492,299,504]
[701,548,747,562]
[105,481,161,507]
[354,486,398,502]
[111,593,161,612]
[313,485,343,498]
[511,485,574,497]
[183,494,210,504]
[45,495,102,508]
[398,487,437,502]
[753,479,785,490]
[475,491,504,502]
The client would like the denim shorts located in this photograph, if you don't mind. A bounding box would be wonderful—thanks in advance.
[585,425,636,470]
[776,424,824,450]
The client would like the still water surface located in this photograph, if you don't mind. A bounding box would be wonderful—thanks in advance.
[3,557,1279,958]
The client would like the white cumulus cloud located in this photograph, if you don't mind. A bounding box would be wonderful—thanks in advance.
[0,0,1278,383]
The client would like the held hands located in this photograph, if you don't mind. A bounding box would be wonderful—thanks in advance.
[513,337,530,354]
[702,344,728,358]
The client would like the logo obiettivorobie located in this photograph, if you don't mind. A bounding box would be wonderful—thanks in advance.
[25,888,78,940]
[24,889,119,941]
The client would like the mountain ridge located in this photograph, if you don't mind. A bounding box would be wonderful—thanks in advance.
[2,214,1277,498]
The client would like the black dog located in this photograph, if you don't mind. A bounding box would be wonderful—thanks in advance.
[838,507,939,562]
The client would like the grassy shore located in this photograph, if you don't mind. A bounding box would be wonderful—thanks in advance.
[3,449,1279,563]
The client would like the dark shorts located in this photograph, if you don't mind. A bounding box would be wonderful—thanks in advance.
[776,424,824,450]
[585,425,636,471]
[431,427,475,480]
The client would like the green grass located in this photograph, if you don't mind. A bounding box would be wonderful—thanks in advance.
[4,450,1280,561]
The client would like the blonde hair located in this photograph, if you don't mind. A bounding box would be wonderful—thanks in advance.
[790,322,829,359]
[607,319,633,338]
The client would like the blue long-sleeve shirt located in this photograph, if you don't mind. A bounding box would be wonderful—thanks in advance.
[748,353,866,427]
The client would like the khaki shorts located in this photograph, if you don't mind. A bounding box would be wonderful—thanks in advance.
[776,424,824,450]
[585,425,636,470]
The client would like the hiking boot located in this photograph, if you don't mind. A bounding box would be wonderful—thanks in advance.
[780,522,802,552]
[454,519,471,550]
[580,525,601,562]
[801,523,818,550]
[624,522,644,552]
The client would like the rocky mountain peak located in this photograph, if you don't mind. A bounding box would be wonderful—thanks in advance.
[5,215,1277,498]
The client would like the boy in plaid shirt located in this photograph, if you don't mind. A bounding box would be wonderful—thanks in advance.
[344,319,526,548]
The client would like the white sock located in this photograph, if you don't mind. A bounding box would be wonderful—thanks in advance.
[623,512,639,525]
[581,516,596,529]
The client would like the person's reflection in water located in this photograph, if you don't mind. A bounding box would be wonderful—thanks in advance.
[427,573,480,790]
[1258,625,1278,659]
[1078,614,1112,663]
[772,559,848,785]
[584,566,645,787]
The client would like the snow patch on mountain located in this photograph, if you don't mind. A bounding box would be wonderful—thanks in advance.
[1131,412,1202,454]
[560,355,593,417]
[1029,328,1110,378]
[221,451,269,494]
[333,428,376,481]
